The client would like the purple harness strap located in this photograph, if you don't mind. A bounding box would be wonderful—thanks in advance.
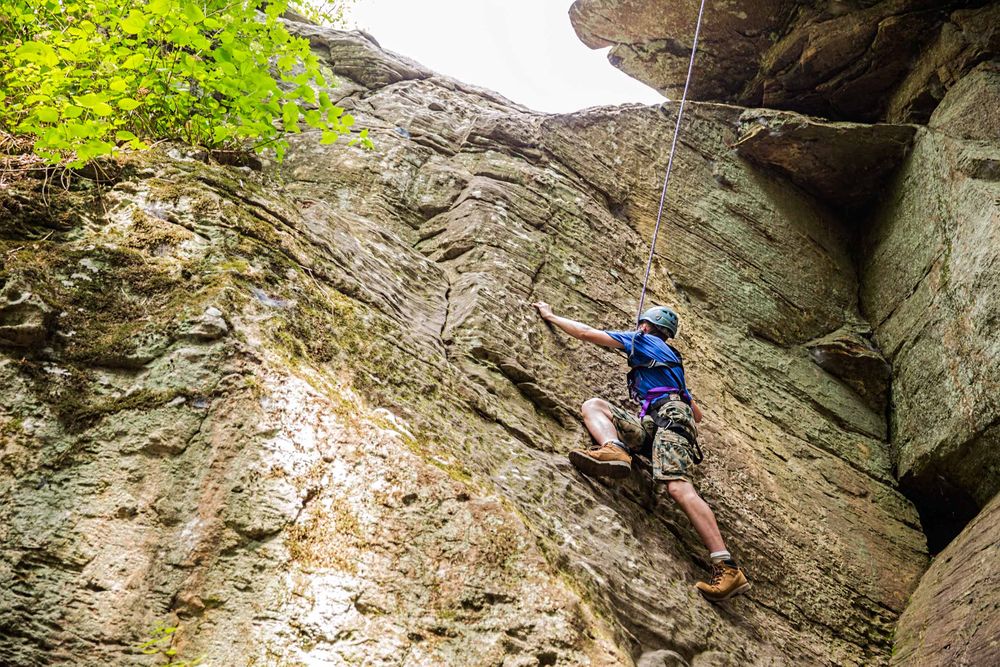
[638,386,686,418]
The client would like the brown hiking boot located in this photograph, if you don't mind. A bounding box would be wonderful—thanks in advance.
[568,442,632,479]
[695,562,751,602]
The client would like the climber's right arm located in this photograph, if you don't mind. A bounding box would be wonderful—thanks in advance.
[532,302,624,349]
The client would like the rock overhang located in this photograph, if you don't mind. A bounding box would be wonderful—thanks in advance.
[733,108,918,214]
[569,0,1000,124]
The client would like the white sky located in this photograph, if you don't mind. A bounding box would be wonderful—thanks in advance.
[341,0,665,113]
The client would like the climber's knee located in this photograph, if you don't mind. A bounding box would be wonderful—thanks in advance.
[667,479,698,505]
[581,397,610,417]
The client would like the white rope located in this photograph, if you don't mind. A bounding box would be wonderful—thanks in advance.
[635,0,708,325]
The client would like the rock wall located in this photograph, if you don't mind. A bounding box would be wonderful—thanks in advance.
[893,491,1000,667]
[0,153,625,666]
[862,62,1000,542]
[863,61,1000,666]
[1,9,995,667]
[575,3,1000,663]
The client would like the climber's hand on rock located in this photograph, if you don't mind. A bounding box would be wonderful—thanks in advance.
[533,301,554,321]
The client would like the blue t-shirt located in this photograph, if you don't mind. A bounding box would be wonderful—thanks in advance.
[605,330,689,401]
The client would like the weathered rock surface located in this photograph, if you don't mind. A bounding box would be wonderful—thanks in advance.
[0,159,624,666]
[886,5,1000,124]
[928,60,1000,142]
[0,21,937,666]
[569,0,1000,123]
[18,3,1000,662]
[0,282,55,349]
[861,60,1000,554]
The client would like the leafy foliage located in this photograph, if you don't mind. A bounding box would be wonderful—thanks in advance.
[136,621,203,666]
[0,0,371,167]
[293,0,357,27]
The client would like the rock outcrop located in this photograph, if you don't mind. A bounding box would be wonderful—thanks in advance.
[570,0,1000,123]
[0,6,997,667]
[861,59,1000,550]
[733,109,916,212]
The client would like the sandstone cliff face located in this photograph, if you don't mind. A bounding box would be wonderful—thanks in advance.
[0,10,996,667]
[863,61,1000,537]
[863,60,1000,666]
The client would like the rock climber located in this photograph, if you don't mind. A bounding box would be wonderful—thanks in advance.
[532,301,750,602]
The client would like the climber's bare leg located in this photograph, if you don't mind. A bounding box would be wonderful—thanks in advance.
[581,398,619,445]
[667,480,726,553]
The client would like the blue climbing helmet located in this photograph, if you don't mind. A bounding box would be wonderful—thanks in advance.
[639,306,679,338]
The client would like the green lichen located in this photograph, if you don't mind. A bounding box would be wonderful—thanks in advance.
[14,358,185,435]
[1,196,237,434]
[2,241,184,365]
[0,415,24,438]
[123,208,194,254]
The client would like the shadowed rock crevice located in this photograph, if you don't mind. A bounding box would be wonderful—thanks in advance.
[900,465,982,554]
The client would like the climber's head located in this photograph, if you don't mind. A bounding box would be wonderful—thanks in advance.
[638,306,679,340]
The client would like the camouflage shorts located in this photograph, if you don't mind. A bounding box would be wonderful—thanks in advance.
[609,402,697,483]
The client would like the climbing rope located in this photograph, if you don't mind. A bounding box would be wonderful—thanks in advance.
[635,0,708,325]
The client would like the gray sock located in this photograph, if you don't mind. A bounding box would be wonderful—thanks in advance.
[604,439,629,453]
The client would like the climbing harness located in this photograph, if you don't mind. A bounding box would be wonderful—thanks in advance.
[646,391,703,464]
[635,385,687,418]
[626,353,686,409]
[634,0,708,324]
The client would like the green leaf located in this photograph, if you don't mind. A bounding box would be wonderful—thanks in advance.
[182,3,205,23]
[123,53,146,69]
[68,123,92,139]
[169,27,193,46]
[0,0,364,167]
[120,10,148,35]
[281,101,299,131]
[148,0,171,15]
[36,107,59,123]
[15,41,59,67]
[74,93,100,109]
[212,125,232,143]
